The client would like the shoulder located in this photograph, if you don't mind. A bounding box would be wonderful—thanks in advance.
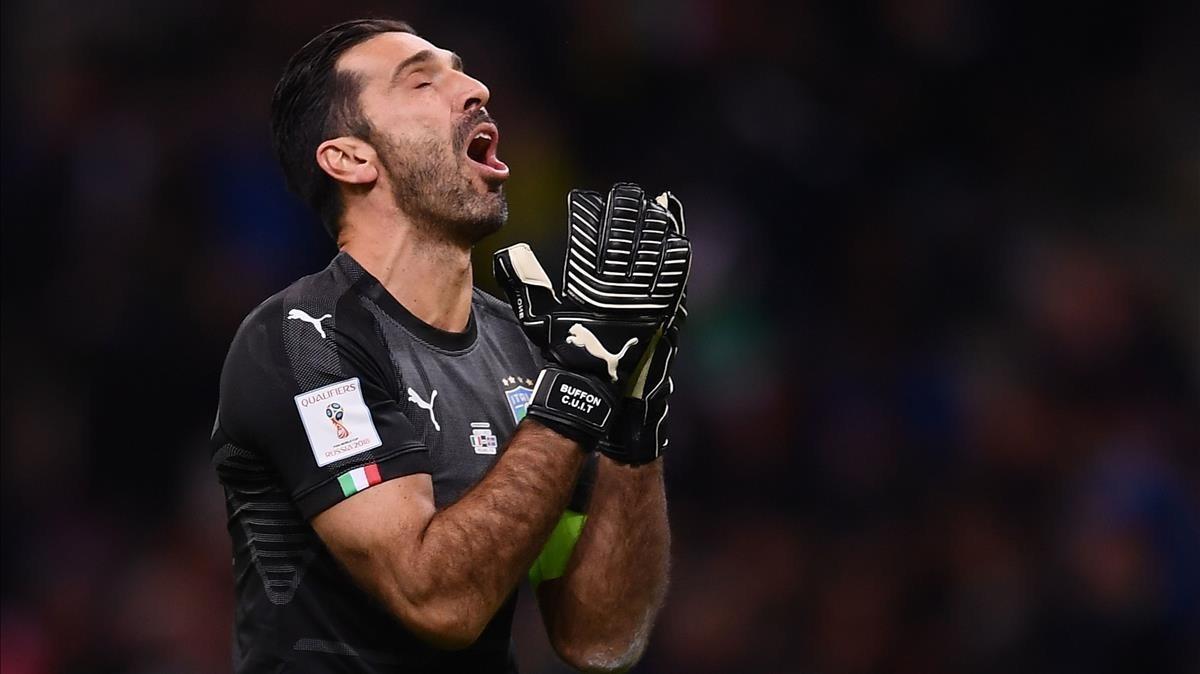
[223,257,385,385]
[230,256,373,350]
[218,258,399,435]
[243,260,352,330]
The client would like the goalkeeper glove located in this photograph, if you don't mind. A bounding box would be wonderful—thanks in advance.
[597,191,688,465]
[493,183,691,445]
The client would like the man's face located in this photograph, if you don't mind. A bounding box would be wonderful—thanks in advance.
[337,32,509,244]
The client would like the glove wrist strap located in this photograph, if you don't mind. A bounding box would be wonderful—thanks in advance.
[525,367,617,447]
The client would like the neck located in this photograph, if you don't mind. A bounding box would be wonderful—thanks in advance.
[340,207,474,334]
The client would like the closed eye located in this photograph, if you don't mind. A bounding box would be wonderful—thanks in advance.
[416,81,432,89]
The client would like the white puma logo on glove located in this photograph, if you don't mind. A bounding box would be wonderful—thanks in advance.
[566,323,637,382]
[287,309,332,339]
[407,387,440,432]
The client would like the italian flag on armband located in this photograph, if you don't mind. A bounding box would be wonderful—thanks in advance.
[338,463,381,497]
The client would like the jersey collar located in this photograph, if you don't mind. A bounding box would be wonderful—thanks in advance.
[337,251,479,353]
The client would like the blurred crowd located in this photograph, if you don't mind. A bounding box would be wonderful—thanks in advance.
[2,1,1197,673]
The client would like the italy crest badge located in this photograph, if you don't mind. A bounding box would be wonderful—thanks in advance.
[501,375,535,423]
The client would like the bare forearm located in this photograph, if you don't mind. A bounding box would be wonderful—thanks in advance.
[394,421,584,640]
[541,457,670,670]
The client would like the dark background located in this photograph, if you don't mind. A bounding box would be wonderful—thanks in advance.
[2,1,1198,673]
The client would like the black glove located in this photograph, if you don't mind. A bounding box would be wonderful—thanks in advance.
[597,191,688,465]
[493,183,691,445]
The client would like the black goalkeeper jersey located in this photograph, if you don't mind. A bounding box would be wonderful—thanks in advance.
[210,251,583,673]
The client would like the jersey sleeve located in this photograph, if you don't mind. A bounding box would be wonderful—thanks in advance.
[215,294,430,520]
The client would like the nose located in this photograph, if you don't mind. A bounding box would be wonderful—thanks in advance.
[458,73,490,113]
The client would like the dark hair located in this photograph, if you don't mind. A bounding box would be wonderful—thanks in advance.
[270,19,416,239]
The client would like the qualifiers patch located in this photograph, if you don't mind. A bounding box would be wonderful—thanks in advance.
[294,377,382,467]
[501,375,534,423]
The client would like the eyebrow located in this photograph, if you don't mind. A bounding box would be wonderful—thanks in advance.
[391,49,464,83]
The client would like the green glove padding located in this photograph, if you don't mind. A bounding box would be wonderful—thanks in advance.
[529,510,587,590]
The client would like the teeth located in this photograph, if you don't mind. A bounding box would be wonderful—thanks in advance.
[474,132,492,141]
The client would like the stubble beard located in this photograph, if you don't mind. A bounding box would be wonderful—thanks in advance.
[372,128,508,247]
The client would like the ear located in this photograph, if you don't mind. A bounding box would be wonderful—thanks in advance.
[315,136,379,186]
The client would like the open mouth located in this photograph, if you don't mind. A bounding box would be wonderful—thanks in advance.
[464,122,510,182]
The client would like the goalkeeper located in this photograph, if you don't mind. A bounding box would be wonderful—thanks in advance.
[210,18,690,673]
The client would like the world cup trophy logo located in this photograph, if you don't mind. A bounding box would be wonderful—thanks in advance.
[326,402,350,439]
